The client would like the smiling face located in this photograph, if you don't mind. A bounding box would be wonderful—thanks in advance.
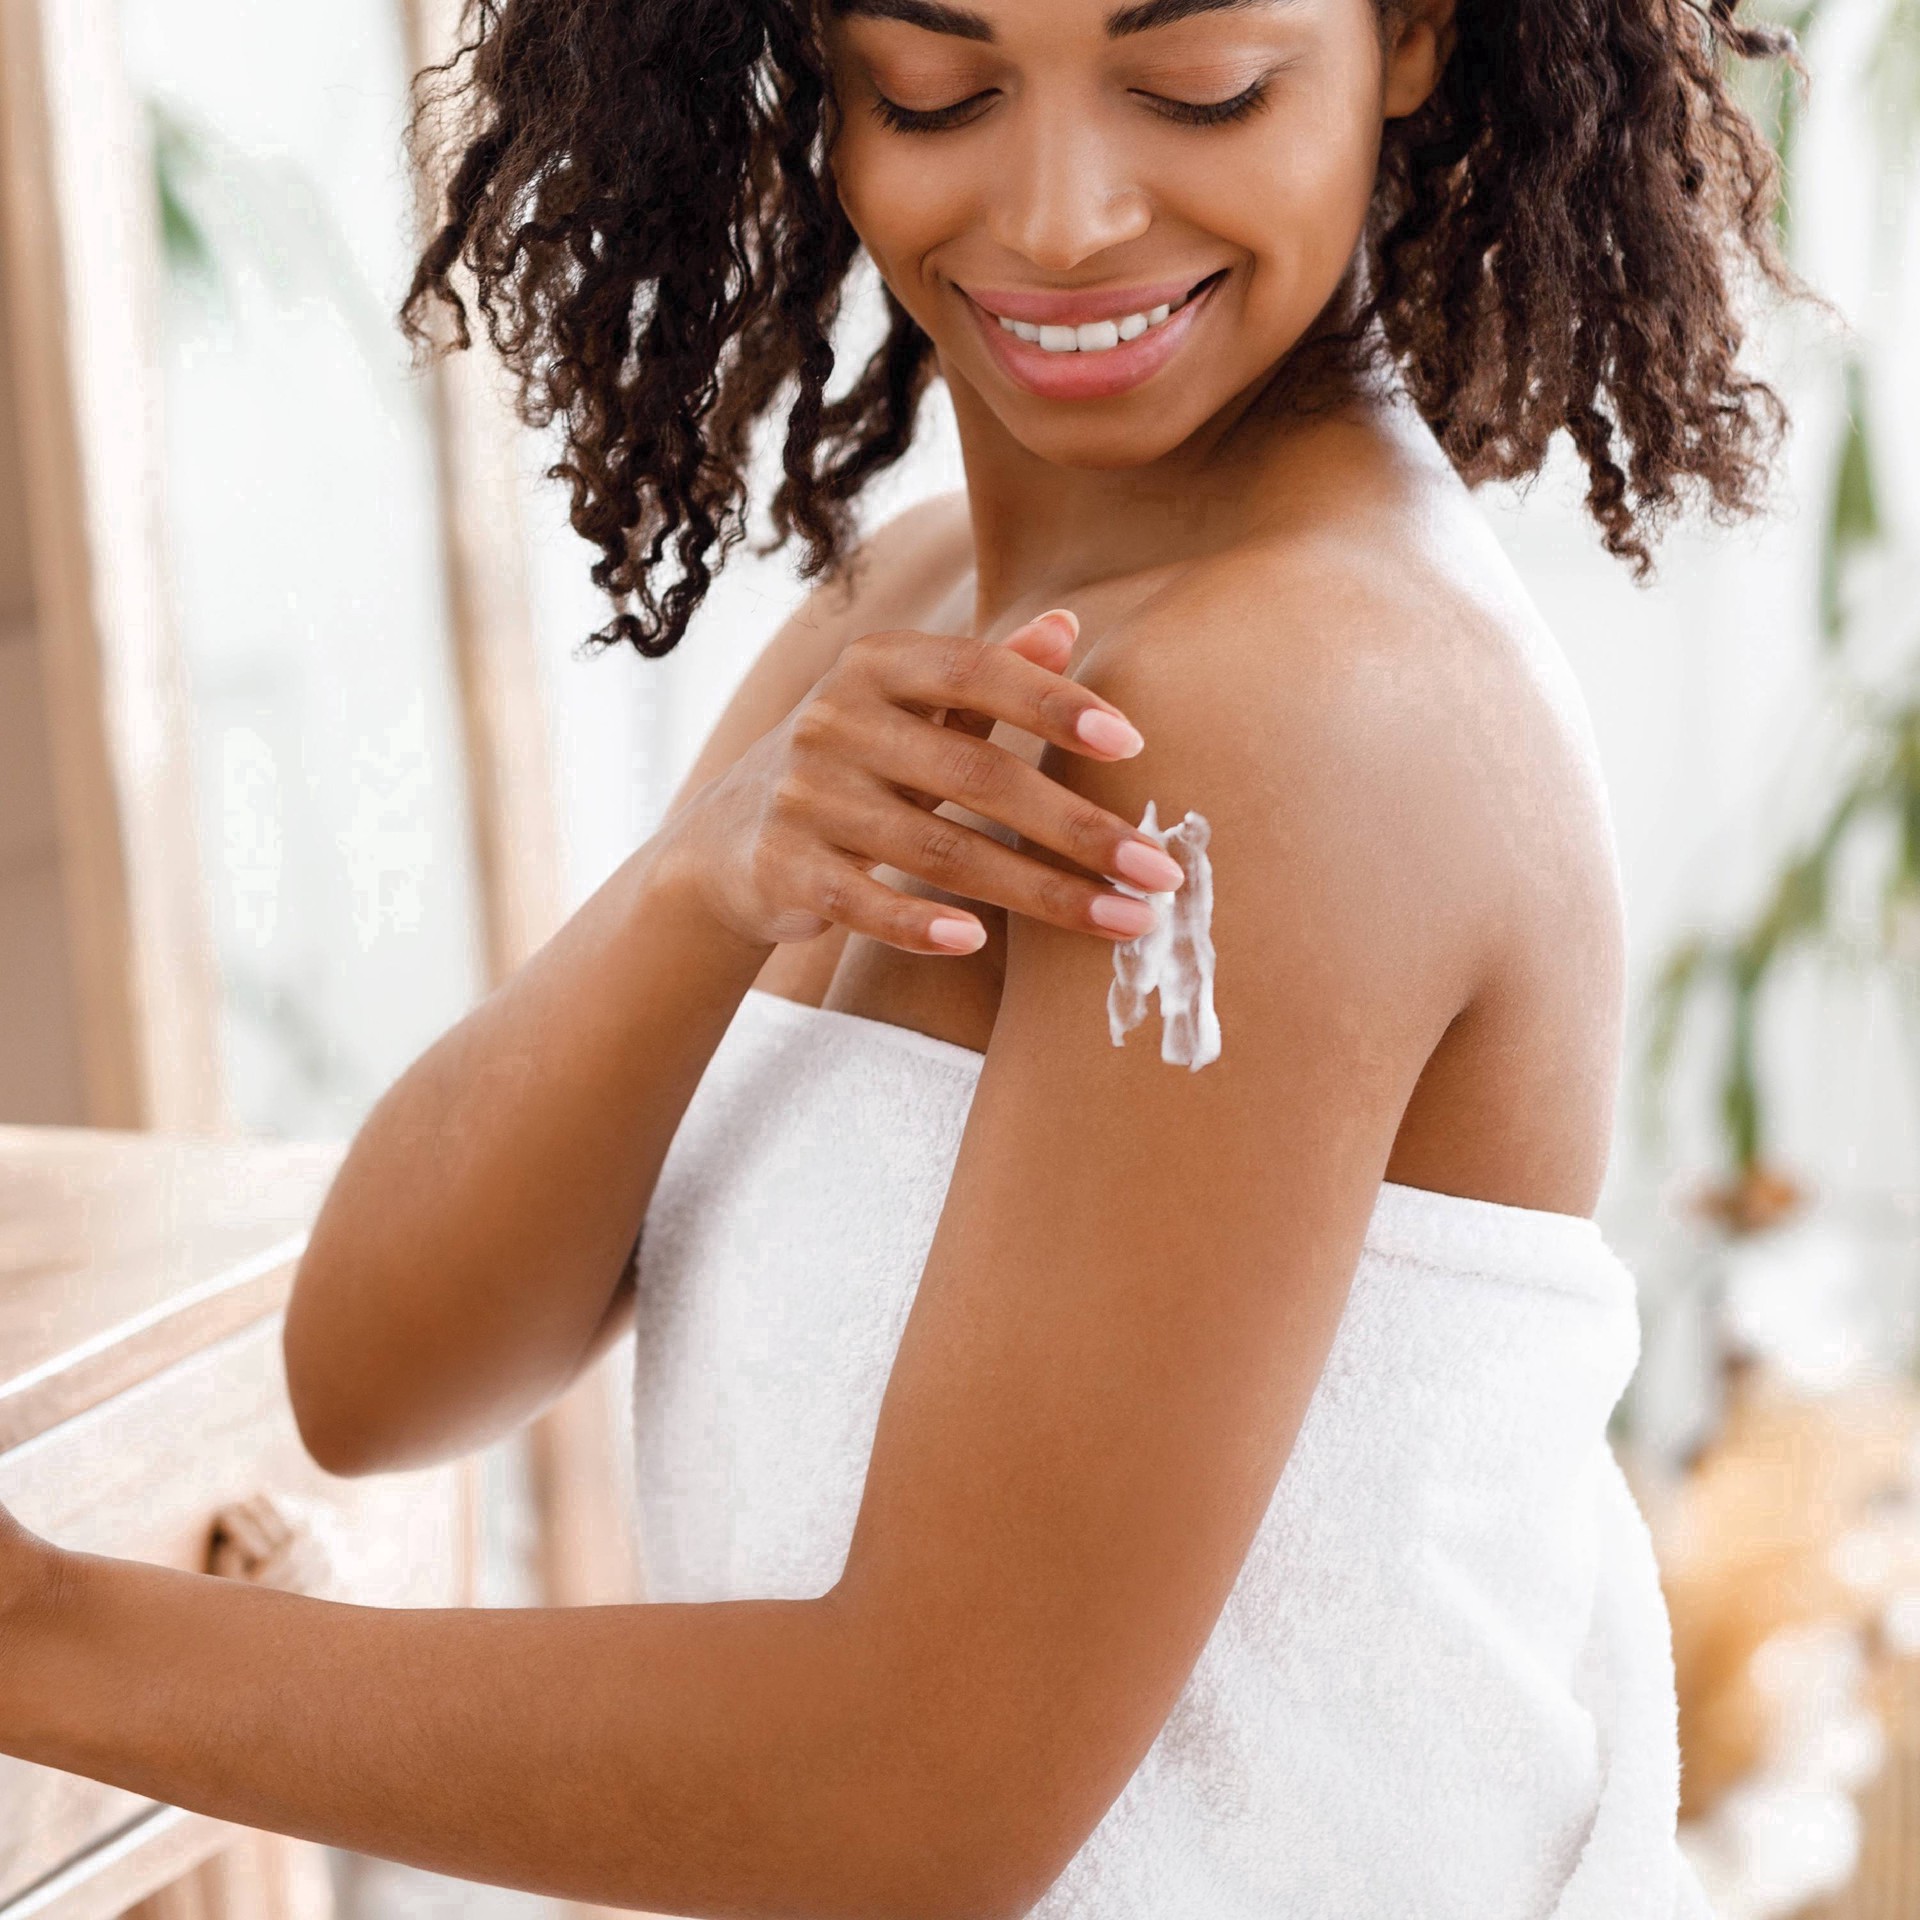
[822,0,1451,471]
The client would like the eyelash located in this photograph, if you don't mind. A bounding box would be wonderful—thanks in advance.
[867,76,1274,136]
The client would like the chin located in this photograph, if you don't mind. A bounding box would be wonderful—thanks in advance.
[992,406,1215,471]
[938,347,1262,469]
[948,347,1289,474]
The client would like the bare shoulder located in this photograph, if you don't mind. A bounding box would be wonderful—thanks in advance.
[659,490,972,821]
[1088,500,1605,812]
[748,484,974,684]
[1066,496,1623,1018]
[804,488,975,640]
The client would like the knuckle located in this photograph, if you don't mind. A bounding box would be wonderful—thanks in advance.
[914,818,972,879]
[936,732,999,798]
[937,632,984,698]
[1031,682,1078,736]
[845,627,891,670]
[1035,869,1083,924]
[768,770,813,823]
[745,834,787,895]
[788,699,837,754]
[812,862,857,922]
[1067,801,1116,867]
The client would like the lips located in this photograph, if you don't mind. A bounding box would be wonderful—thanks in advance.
[960,270,1227,403]
[962,273,1216,328]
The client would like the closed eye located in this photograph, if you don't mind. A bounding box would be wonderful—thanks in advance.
[1136,75,1274,126]
[869,72,1280,135]
[868,89,999,133]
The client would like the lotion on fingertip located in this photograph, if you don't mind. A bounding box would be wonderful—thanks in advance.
[1107,801,1221,1071]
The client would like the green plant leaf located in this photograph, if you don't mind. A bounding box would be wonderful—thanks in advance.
[1636,936,1715,1155]
[141,91,399,376]
[1723,981,1764,1174]
[150,101,219,291]
[1820,359,1883,644]
[1869,0,1920,167]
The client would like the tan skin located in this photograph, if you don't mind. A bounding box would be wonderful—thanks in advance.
[0,0,1625,1915]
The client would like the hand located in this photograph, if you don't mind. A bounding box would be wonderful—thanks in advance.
[664,610,1187,956]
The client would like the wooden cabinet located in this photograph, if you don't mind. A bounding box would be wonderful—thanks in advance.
[0,1126,477,1920]
[0,0,641,1904]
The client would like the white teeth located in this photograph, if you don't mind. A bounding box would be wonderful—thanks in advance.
[994,290,1197,355]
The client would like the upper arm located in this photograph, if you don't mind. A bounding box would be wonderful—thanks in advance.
[825,586,1501,1916]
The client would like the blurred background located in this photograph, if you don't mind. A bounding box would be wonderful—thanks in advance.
[3,0,1920,1916]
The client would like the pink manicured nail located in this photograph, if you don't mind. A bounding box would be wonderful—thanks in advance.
[1090,894,1158,936]
[929,916,986,952]
[1076,709,1144,756]
[1113,841,1185,891]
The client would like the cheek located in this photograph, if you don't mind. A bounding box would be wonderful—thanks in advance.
[830,127,971,314]
[1179,71,1384,325]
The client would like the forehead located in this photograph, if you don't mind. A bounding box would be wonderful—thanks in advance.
[827,0,1301,42]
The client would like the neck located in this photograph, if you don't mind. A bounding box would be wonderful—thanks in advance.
[947,319,1388,637]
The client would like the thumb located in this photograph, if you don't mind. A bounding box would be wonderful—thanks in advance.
[1003,606,1078,666]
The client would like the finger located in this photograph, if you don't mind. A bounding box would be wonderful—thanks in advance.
[798,854,994,956]
[1004,606,1077,666]
[874,623,1139,762]
[915,621,1066,803]
[842,795,1166,941]
[941,609,1077,744]
[858,716,1187,892]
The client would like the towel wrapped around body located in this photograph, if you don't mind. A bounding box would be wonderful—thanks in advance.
[631,988,1712,1919]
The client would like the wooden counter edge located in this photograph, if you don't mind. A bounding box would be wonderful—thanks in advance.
[0,1234,307,1458]
[0,1807,239,1920]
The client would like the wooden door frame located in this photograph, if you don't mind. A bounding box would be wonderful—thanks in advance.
[0,0,225,1135]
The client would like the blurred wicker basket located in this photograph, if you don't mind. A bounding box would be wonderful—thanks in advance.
[1800,1656,1920,1919]
[1636,1361,1920,1914]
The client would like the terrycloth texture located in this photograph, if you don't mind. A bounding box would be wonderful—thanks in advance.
[631,988,1714,1919]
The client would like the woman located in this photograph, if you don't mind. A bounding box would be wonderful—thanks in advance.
[0,0,1798,1913]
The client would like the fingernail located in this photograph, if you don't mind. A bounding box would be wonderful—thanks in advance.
[1076,709,1144,756]
[1090,894,1159,937]
[928,916,986,952]
[1113,841,1185,891]
[1036,607,1080,642]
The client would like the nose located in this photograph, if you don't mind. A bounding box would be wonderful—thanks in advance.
[984,98,1152,274]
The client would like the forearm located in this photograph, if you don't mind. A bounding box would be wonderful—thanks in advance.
[284,830,770,1475]
[5,1551,953,1920]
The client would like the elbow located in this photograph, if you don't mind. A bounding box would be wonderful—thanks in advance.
[285,1368,381,1480]
[944,1838,1064,1920]
[820,1602,1080,1920]
[282,1277,383,1480]
[289,1410,381,1482]
[850,1739,1073,1920]
[854,1854,1024,1920]
[885,1832,1055,1920]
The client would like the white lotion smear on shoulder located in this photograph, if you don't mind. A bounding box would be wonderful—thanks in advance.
[1107,801,1221,1070]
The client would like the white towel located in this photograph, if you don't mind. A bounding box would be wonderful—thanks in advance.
[632,989,1715,1918]
[1554,1451,1719,1920]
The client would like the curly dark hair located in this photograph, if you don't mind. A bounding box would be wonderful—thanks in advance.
[400,0,1804,658]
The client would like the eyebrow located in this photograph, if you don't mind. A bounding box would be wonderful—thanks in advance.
[829,0,1290,44]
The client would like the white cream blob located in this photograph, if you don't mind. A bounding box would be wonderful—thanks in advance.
[1107,801,1221,1071]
